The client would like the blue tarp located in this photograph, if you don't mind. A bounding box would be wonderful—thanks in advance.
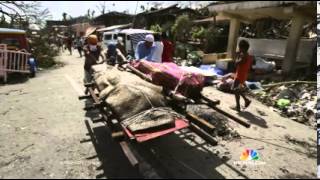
[199,65,227,77]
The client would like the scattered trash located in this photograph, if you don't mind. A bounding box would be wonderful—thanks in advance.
[252,57,275,74]
[276,99,291,109]
[252,82,316,127]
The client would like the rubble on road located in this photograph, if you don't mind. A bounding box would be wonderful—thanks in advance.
[187,105,240,140]
[251,82,317,128]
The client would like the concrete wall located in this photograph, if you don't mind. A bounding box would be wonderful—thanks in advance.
[238,37,316,64]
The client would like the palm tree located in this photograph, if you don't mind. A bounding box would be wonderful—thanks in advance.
[96,1,106,15]
[140,5,145,12]
[62,12,67,21]
[87,9,90,19]
[91,10,95,19]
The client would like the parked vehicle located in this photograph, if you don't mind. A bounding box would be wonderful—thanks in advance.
[0,28,34,82]
[117,29,155,57]
[0,28,29,51]
[102,31,119,49]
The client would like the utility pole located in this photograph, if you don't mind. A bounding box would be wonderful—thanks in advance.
[132,1,139,28]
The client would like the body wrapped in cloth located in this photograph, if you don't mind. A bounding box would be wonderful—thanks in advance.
[92,64,185,133]
[131,60,205,99]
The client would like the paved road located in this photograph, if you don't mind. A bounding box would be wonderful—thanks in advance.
[0,52,141,178]
[0,52,317,178]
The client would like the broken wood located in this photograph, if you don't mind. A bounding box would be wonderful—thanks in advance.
[127,65,152,82]
[200,94,220,106]
[119,141,139,167]
[212,106,251,128]
[189,123,218,146]
[186,112,215,133]
[112,131,125,140]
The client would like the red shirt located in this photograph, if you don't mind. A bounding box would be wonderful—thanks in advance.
[235,54,253,84]
[162,40,174,63]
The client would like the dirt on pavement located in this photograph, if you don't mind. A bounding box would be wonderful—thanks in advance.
[0,52,317,179]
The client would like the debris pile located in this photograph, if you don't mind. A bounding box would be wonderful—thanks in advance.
[252,82,317,128]
[187,105,240,140]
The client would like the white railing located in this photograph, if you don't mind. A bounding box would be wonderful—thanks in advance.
[0,44,30,83]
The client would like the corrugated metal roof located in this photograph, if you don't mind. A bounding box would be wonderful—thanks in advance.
[0,28,26,34]
[119,29,154,35]
[97,23,132,32]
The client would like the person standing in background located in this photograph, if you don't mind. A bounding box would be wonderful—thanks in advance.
[161,32,174,63]
[66,36,73,55]
[151,33,164,63]
[76,37,83,58]
[116,37,127,58]
[135,34,155,61]
[83,35,103,84]
[231,40,253,112]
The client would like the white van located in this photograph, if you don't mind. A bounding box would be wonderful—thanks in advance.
[117,29,155,56]
[102,31,118,48]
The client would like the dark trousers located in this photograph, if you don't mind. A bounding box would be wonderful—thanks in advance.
[232,79,250,109]
[77,47,82,57]
[68,46,72,55]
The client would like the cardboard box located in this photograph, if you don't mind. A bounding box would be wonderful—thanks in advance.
[202,52,229,64]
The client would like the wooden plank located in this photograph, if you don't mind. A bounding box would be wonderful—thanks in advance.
[12,52,16,70]
[127,65,152,82]
[189,123,218,146]
[17,53,20,71]
[186,112,215,133]
[88,87,101,105]
[119,141,139,167]
[212,106,251,128]
[201,95,220,106]
[111,131,125,140]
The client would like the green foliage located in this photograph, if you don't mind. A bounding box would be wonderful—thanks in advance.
[175,41,196,59]
[203,26,227,53]
[150,24,162,33]
[29,30,59,68]
[161,21,173,33]
[171,15,192,42]
[191,26,206,41]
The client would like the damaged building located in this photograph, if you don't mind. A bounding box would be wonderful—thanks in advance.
[207,1,316,75]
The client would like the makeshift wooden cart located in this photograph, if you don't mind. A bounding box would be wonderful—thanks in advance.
[79,62,251,169]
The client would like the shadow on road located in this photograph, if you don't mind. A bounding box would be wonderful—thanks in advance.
[83,120,142,179]
[238,111,268,128]
[142,129,249,179]
[0,73,29,85]
[81,101,249,178]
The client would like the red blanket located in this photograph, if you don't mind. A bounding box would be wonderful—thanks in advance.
[131,60,205,98]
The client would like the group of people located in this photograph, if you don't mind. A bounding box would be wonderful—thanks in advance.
[82,32,174,83]
[81,32,253,112]
[56,36,85,57]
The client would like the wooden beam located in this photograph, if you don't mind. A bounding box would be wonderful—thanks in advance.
[226,18,240,59]
[292,7,316,22]
[220,12,253,24]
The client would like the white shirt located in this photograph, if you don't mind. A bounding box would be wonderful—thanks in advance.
[151,41,164,63]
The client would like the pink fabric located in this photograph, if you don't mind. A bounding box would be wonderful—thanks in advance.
[131,60,205,98]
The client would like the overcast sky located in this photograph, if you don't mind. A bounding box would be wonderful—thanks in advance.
[41,1,178,20]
